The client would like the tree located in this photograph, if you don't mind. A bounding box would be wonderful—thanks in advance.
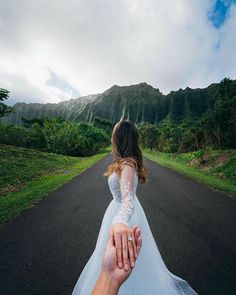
[138,122,159,151]
[92,116,114,136]
[199,78,236,149]
[0,88,13,118]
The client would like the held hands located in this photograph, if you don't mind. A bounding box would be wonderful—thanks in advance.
[111,223,140,271]
[102,225,142,287]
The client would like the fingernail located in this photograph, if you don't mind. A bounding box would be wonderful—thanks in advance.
[119,262,122,268]
[125,263,129,270]
[131,261,134,267]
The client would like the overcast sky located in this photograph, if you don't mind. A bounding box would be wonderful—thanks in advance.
[0,0,236,105]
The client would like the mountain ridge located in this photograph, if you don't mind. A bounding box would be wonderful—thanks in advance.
[2,79,236,125]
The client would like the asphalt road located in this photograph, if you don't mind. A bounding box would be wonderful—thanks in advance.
[0,153,236,295]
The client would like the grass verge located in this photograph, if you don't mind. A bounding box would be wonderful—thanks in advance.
[142,147,236,198]
[0,144,110,227]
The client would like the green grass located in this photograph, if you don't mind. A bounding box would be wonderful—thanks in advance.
[0,144,110,227]
[142,147,236,198]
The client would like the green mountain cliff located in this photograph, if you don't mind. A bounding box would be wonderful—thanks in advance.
[2,80,236,125]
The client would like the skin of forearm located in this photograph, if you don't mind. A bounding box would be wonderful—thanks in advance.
[91,272,120,295]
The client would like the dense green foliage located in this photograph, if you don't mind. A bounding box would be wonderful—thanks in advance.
[0,117,110,156]
[137,78,236,152]
[0,78,235,155]
[198,78,236,149]
[92,116,114,135]
[0,88,12,118]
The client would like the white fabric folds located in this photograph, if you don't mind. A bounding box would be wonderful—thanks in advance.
[71,165,198,295]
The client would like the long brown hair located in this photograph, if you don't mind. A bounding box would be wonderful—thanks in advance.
[103,119,148,184]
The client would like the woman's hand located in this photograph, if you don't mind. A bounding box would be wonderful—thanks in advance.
[111,223,138,271]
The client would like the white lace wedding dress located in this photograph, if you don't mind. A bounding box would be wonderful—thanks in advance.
[71,164,198,294]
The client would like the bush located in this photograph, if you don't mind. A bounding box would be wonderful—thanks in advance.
[0,117,110,157]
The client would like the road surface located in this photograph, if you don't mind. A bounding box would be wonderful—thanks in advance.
[0,153,236,295]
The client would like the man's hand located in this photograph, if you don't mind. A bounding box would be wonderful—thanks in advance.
[102,225,142,286]
[91,225,142,295]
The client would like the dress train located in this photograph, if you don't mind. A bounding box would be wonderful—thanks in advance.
[71,197,198,294]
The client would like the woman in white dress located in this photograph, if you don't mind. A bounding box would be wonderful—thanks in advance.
[72,119,198,295]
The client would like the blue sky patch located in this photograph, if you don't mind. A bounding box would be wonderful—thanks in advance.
[208,0,236,28]
[46,68,80,98]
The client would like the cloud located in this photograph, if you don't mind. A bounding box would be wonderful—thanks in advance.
[46,68,80,99]
[0,0,235,105]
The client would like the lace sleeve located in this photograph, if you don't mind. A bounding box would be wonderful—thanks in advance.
[111,163,136,226]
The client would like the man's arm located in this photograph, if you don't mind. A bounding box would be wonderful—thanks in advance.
[91,225,142,295]
[91,272,120,295]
